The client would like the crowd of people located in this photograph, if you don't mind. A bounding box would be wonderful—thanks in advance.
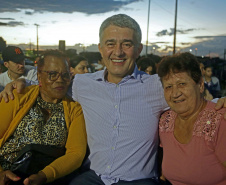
[0,14,225,185]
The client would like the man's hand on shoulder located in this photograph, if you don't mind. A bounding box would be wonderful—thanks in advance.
[215,97,226,119]
[0,78,26,103]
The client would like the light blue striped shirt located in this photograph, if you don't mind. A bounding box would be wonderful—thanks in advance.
[72,66,168,185]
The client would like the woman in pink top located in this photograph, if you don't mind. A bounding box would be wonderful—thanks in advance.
[157,52,226,185]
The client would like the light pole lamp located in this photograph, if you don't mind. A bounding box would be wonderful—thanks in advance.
[34,24,39,56]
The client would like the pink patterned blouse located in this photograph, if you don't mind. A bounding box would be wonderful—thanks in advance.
[159,101,226,185]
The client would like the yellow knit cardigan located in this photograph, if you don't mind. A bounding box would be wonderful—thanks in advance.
[0,85,87,182]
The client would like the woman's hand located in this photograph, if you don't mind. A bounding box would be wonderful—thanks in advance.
[0,170,20,185]
[23,171,47,185]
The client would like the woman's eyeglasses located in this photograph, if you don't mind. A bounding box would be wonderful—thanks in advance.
[41,71,71,81]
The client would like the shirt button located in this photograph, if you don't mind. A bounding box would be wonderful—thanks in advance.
[112,147,115,150]
[107,165,110,169]
[115,105,118,108]
[113,125,117,129]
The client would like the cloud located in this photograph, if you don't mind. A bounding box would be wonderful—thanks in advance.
[177,28,196,34]
[156,28,196,37]
[25,11,34,15]
[0,18,15,20]
[161,45,173,52]
[0,21,26,27]
[0,22,8,26]
[182,35,226,57]
[8,21,25,27]
[193,35,226,39]
[181,42,190,46]
[0,0,141,14]
[156,29,168,37]
[152,41,170,44]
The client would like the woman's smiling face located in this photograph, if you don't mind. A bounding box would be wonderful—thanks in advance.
[162,72,204,117]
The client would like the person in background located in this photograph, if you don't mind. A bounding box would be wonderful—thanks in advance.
[198,62,213,101]
[203,65,221,98]
[0,46,37,87]
[0,50,87,185]
[69,56,89,77]
[158,52,226,185]
[137,57,156,75]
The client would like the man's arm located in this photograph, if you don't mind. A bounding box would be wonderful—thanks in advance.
[1,79,226,115]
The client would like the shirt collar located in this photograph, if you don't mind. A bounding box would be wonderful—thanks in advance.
[94,64,142,83]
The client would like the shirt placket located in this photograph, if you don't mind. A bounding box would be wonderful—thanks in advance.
[105,84,120,177]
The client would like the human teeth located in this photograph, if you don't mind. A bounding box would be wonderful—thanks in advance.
[175,100,183,103]
[112,59,124,63]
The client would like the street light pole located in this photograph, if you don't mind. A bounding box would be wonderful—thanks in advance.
[34,24,39,56]
[224,49,226,61]
[146,0,151,56]
[173,0,178,55]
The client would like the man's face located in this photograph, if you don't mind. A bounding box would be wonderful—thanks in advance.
[4,60,25,75]
[205,67,212,78]
[98,25,143,83]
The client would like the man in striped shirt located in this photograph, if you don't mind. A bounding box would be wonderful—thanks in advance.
[70,14,167,185]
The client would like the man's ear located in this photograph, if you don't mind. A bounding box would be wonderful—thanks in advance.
[4,62,9,68]
[98,43,103,57]
[136,44,143,58]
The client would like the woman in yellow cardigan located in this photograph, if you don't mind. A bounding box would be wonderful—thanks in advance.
[0,50,87,185]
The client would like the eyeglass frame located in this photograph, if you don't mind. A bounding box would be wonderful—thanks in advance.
[40,70,72,81]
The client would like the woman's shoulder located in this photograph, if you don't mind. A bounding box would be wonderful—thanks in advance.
[200,101,226,119]
[194,101,225,142]
[62,97,82,113]
[159,110,176,133]
[12,85,39,103]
